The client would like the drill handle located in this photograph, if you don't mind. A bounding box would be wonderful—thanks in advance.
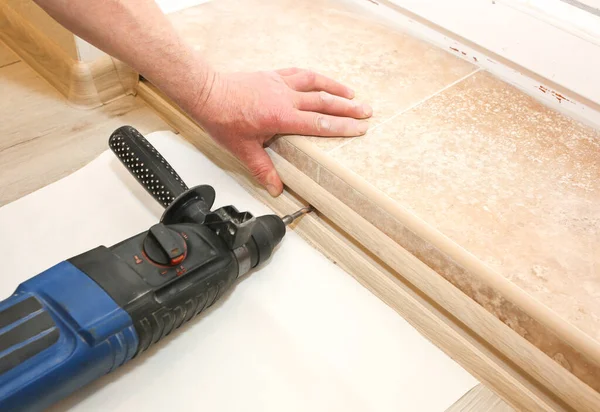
[109,126,189,208]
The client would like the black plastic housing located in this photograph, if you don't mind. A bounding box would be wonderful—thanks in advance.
[69,223,240,356]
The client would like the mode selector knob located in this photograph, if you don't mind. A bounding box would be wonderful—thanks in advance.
[143,223,187,266]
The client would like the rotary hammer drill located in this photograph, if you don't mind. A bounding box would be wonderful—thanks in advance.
[0,126,310,411]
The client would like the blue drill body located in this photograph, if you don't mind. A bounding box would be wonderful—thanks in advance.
[0,261,138,411]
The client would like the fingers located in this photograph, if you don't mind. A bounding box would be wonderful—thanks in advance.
[294,91,372,119]
[236,142,283,196]
[279,110,369,137]
[275,67,302,76]
[283,70,354,99]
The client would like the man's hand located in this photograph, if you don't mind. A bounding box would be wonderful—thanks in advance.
[32,0,372,196]
[193,68,372,196]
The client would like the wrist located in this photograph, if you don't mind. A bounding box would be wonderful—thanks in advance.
[140,44,218,121]
[187,62,221,122]
[186,68,231,130]
[166,52,219,118]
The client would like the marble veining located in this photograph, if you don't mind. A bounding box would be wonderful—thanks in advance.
[315,162,600,391]
[331,71,600,340]
[169,0,475,151]
[0,40,18,67]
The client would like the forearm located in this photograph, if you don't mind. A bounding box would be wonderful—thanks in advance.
[34,0,215,112]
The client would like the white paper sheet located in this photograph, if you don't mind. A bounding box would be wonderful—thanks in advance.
[0,131,477,411]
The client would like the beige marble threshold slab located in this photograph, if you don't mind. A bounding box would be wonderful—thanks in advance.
[282,129,600,361]
[273,134,600,393]
[137,80,598,411]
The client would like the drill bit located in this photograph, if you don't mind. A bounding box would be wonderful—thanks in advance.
[282,206,313,226]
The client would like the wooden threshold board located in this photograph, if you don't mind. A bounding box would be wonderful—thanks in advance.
[137,80,589,411]
[0,58,172,207]
[0,1,137,108]
[447,384,514,412]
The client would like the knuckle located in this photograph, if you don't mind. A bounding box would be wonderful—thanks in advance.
[250,162,272,180]
[259,106,285,129]
[304,70,317,84]
[314,115,330,133]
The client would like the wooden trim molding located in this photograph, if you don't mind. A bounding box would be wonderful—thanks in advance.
[0,1,137,108]
[136,80,600,412]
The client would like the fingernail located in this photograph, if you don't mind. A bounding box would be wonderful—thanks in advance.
[347,88,355,99]
[358,121,369,134]
[362,104,373,117]
[318,117,330,131]
[267,184,280,197]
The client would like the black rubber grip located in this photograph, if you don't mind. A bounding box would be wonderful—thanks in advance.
[135,281,223,353]
[109,126,188,208]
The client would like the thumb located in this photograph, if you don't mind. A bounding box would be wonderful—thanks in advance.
[238,143,283,197]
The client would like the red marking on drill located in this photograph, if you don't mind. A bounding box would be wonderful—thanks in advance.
[141,237,188,268]
[171,254,185,265]
[134,255,143,264]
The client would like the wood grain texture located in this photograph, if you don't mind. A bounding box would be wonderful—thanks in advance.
[0,64,172,206]
[447,384,514,412]
[0,40,19,67]
[136,80,596,411]
[4,0,79,59]
[0,1,137,108]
